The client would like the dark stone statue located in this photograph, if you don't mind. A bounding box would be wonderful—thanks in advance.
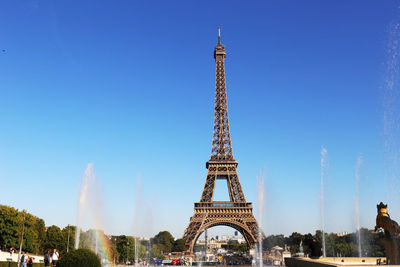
[375,202,400,237]
[375,202,400,264]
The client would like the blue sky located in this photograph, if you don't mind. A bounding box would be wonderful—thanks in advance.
[1,0,400,238]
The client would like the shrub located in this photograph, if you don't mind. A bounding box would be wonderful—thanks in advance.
[57,249,101,267]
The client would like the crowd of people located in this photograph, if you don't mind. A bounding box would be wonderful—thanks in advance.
[20,248,60,267]
[1,245,60,266]
[44,249,60,266]
[20,249,59,267]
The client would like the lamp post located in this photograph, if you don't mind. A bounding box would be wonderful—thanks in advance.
[17,209,26,267]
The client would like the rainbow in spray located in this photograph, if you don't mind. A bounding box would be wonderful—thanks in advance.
[94,229,114,266]
[75,163,114,266]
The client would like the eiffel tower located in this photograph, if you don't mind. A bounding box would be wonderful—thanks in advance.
[183,28,264,253]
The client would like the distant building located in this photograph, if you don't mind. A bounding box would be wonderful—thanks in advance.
[336,231,349,237]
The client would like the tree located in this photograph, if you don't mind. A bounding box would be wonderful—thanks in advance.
[109,235,147,264]
[222,241,248,252]
[110,236,120,265]
[116,235,128,263]
[302,233,314,255]
[44,225,64,252]
[126,236,136,262]
[151,231,175,253]
[263,235,285,251]
[288,232,303,254]
[173,238,186,252]
[325,233,336,256]
[150,243,165,259]
[33,218,46,252]
[0,205,46,254]
[62,225,76,254]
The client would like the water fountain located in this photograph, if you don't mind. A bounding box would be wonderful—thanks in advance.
[383,12,400,240]
[135,237,138,267]
[320,147,328,258]
[134,176,142,267]
[354,155,363,257]
[75,163,96,249]
[257,176,265,267]
[74,163,113,266]
[299,240,304,255]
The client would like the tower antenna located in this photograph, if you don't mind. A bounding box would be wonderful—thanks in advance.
[218,27,221,45]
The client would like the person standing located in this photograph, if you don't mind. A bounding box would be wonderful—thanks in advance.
[27,256,33,267]
[44,250,51,267]
[21,252,27,267]
[51,249,59,267]
[10,246,15,256]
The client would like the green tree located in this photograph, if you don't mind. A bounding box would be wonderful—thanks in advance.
[110,236,120,265]
[44,225,64,252]
[302,233,314,255]
[126,236,136,262]
[150,243,165,259]
[288,232,303,254]
[173,238,186,252]
[61,225,76,254]
[136,239,147,260]
[151,231,175,253]
[263,235,285,251]
[0,205,21,248]
[116,235,128,263]
[33,218,46,252]
[222,241,248,252]
[0,206,47,254]
[335,242,353,257]
[325,233,336,256]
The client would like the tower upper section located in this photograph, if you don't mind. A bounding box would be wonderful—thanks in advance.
[210,28,234,162]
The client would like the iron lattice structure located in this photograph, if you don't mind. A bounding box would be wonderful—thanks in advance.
[183,29,264,254]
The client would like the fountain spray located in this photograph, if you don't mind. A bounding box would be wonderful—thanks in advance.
[355,155,363,257]
[75,163,96,249]
[134,175,142,267]
[75,163,113,266]
[135,237,138,267]
[320,147,328,257]
[383,14,400,217]
[257,175,265,267]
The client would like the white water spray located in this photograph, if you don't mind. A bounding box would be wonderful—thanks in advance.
[75,163,96,249]
[95,230,99,255]
[320,147,328,258]
[355,155,363,257]
[134,176,141,266]
[383,14,400,211]
[257,176,265,267]
[74,164,111,266]
[135,237,138,267]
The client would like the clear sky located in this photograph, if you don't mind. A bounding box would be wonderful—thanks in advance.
[1,0,400,239]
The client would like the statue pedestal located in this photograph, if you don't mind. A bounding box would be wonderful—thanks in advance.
[380,237,400,265]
